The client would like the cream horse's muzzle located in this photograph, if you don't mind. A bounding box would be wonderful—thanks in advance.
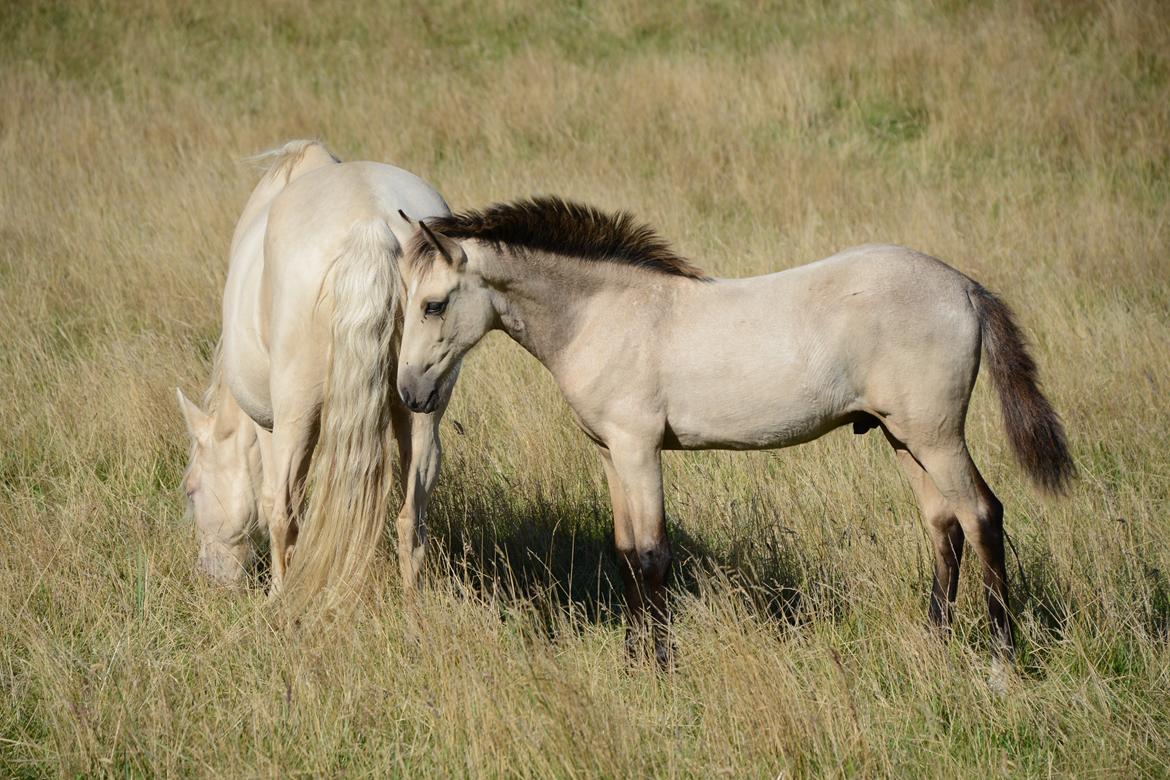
[197,539,252,587]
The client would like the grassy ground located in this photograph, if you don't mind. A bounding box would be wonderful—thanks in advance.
[2,0,1169,776]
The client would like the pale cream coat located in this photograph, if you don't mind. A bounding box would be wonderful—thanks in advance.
[179,141,454,606]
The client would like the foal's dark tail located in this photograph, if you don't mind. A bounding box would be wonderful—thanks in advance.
[970,284,1075,494]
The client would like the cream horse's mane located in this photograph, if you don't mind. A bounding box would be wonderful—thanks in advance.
[409,196,711,282]
[199,339,225,412]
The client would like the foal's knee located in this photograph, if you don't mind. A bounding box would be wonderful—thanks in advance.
[954,489,1003,546]
[928,513,964,558]
[638,541,673,588]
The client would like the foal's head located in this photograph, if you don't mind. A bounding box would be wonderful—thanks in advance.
[396,197,708,412]
[397,220,494,413]
[176,389,264,585]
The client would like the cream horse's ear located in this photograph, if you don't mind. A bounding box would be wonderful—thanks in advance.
[417,220,465,269]
[176,388,211,442]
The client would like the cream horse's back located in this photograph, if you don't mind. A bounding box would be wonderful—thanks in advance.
[179,141,452,607]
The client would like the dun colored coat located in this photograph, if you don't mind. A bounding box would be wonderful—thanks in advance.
[396,196,1074,666]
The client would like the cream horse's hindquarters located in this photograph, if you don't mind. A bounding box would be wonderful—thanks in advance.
[222,158,452,596]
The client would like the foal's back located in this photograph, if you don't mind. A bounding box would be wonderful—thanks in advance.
[661,245,983,449]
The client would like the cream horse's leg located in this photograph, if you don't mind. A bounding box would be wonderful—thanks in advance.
[389,393,446,596]
[598,448,643,658]
[606,442,673,668]
[265,379,320,595]
[255,425,275,575]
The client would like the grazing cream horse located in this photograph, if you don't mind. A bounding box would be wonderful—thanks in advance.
[178,140,455,607]
[395,197,1074,666]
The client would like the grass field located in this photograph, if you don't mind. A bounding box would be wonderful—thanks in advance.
[3,0,1169,776]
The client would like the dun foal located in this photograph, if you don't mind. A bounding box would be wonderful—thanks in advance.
[395,197,1073,667]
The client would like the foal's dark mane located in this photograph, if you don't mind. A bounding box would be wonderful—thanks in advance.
[408,196,710,281]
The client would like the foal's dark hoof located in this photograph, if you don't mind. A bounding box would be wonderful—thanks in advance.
[654,642,675,674]
[624,639,675,673]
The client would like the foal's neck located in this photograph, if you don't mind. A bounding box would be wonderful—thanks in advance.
[480,247,615,368]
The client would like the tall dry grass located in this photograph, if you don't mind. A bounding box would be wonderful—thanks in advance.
[2,0,1169,776]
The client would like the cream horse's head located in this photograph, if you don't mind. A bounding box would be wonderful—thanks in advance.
[397,220,494,413]
[176,389,264,585]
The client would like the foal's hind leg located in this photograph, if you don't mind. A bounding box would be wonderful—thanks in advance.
[914,444,1014,660]
[888,442,964,631]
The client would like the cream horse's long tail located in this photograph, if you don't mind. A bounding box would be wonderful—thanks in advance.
[283,219,402,615]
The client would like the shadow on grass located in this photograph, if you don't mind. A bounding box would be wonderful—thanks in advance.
[421,478,1170,668]
[422,480,850,642]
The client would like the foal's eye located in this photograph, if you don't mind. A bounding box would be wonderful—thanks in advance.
[424,300,448,317]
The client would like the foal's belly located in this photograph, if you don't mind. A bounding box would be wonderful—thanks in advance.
[664,395,846,451]
[659,324,857,451]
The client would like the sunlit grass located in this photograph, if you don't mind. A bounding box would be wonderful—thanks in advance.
[2,0,1168,775]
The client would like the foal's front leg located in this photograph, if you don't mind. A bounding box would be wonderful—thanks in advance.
[390,393,445,597]
[599,449,643,658]
[606,443,673,668]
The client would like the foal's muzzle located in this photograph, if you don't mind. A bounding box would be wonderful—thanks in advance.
[398,364,440,413]
[400,386,439,414]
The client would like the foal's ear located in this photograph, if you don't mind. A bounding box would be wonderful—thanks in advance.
[176,388,211,442]
[418,221,466,269]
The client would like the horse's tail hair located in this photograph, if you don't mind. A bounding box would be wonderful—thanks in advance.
[283,218,402,614]
[970,284,1075,494]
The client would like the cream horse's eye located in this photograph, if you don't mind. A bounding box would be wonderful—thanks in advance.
[424,299,448,317]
